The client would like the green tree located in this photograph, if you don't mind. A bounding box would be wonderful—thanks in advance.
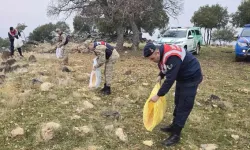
[16,23,27,32]
[29,22,70,42]
[191,4,229,45]
[212,26,237,45]
[47,0,182,50]
[73,16,91,34]
[231,0,250,27]
[0,37,10,48]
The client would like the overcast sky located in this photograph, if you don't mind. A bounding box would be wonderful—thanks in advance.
[0,0,241,38]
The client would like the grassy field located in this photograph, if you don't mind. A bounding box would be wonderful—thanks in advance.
[0,46,249,150]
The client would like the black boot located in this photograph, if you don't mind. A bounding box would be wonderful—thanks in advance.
[100,83,107,92]
[160,123,174,133]
[103,86,111,95]
[162,124,182,147]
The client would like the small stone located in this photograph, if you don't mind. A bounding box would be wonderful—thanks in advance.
[143,140,153,147]
[11,127,24,137]
[115,128,127,142]
[73,126,93,135]
[71,115,81,120]
[40,122,61,142]
[22,64,29,68]
[101,110,120,120]
[73,92,82,98]
[32,78,43,84]
[200,144,218,150]
[0,74,6,84]
[11,64,20,71]
[142,83,149,86]
[62,66,71,72]
[124,70,132,75]
[92,96,101,101]
[40,82,54,91]
[195,101,202,106]
[231,134,239,140]
[212,104,218,108]
[104,125,114,131]
[48,94,57,100]
[83,101,94,109]
[28,55,37,62]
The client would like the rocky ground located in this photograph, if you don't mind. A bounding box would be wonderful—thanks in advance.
[0,45,249,150]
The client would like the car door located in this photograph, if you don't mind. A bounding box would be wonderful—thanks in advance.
[186,30,194,51]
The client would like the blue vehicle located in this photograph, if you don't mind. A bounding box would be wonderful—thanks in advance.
[235,24,250,61]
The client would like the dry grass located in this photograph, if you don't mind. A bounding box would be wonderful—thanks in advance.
[0,46,249,150]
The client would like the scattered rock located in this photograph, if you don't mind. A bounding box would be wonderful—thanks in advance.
[22,63,29,68]
[113,97,126,106]
[115,128,127,142]
[200,144,218,150]
[83,101,94,109]
[1,51,11,60]
[104,125,114,131]
[73,91,82,98]
[0,74,6,84]
[71,115,81,120]
[6,58,16,66]
[11,127,24,137]
[3,64,11,73]
[40,82,54,91]
[210,94,220,101]
[32,78,43,84]
[143,140,154,147]
[101,110,120,120]
[92,96,101,101]
[40,122,61,142]
[231,134,239,140]
[142,83,149,86]
[124,70,132,75]
[195,101,202,106]
[11,64,20,71]
[62,66,71,72]
[48,94,57,100]
[28,55,37,62]
[73,126,93,136]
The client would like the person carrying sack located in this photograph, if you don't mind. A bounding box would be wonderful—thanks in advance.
[84,40,120,95]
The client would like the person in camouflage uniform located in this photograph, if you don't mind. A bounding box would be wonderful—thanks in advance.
[85,40,120,95]
[56,28,69,65]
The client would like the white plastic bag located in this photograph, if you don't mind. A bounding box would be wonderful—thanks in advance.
[14,37,23,48]
[89,57,101,88]
[56,48,63,59]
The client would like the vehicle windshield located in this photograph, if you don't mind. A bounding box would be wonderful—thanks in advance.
[241,28,250,37]
[162,30,187,38]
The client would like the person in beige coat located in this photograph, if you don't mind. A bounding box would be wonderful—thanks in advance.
[85,40,120,95]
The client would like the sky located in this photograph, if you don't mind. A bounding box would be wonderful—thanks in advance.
[0,0,242,39]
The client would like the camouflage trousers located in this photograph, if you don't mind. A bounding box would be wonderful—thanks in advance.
[60,46,69,65]
[104,49,120,86]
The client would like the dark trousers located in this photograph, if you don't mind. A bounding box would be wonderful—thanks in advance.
[172,83,199,128]
[10,40,23,56]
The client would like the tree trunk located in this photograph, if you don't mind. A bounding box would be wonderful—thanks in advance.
[130,18,140,51]
[116,24,124,51]
[208,28,212,45]
[204,28,207,45]
[207,29,210,45]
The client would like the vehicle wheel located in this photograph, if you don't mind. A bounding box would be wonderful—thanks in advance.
[194,44,200,55]
[235,56,243,62]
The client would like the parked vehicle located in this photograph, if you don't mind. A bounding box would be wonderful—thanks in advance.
[235,24,250,61]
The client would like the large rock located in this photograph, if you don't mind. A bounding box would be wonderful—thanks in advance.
[11,127,24,137]
[28,55,37,62]
[6,58,16,66]
[3,64,11,73]
[40,82,54,91]
[40,122,61,142]
[1,51,11,60]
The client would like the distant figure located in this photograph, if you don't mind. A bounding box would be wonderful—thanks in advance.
[8,27,23,57]
[55,28,69,65]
